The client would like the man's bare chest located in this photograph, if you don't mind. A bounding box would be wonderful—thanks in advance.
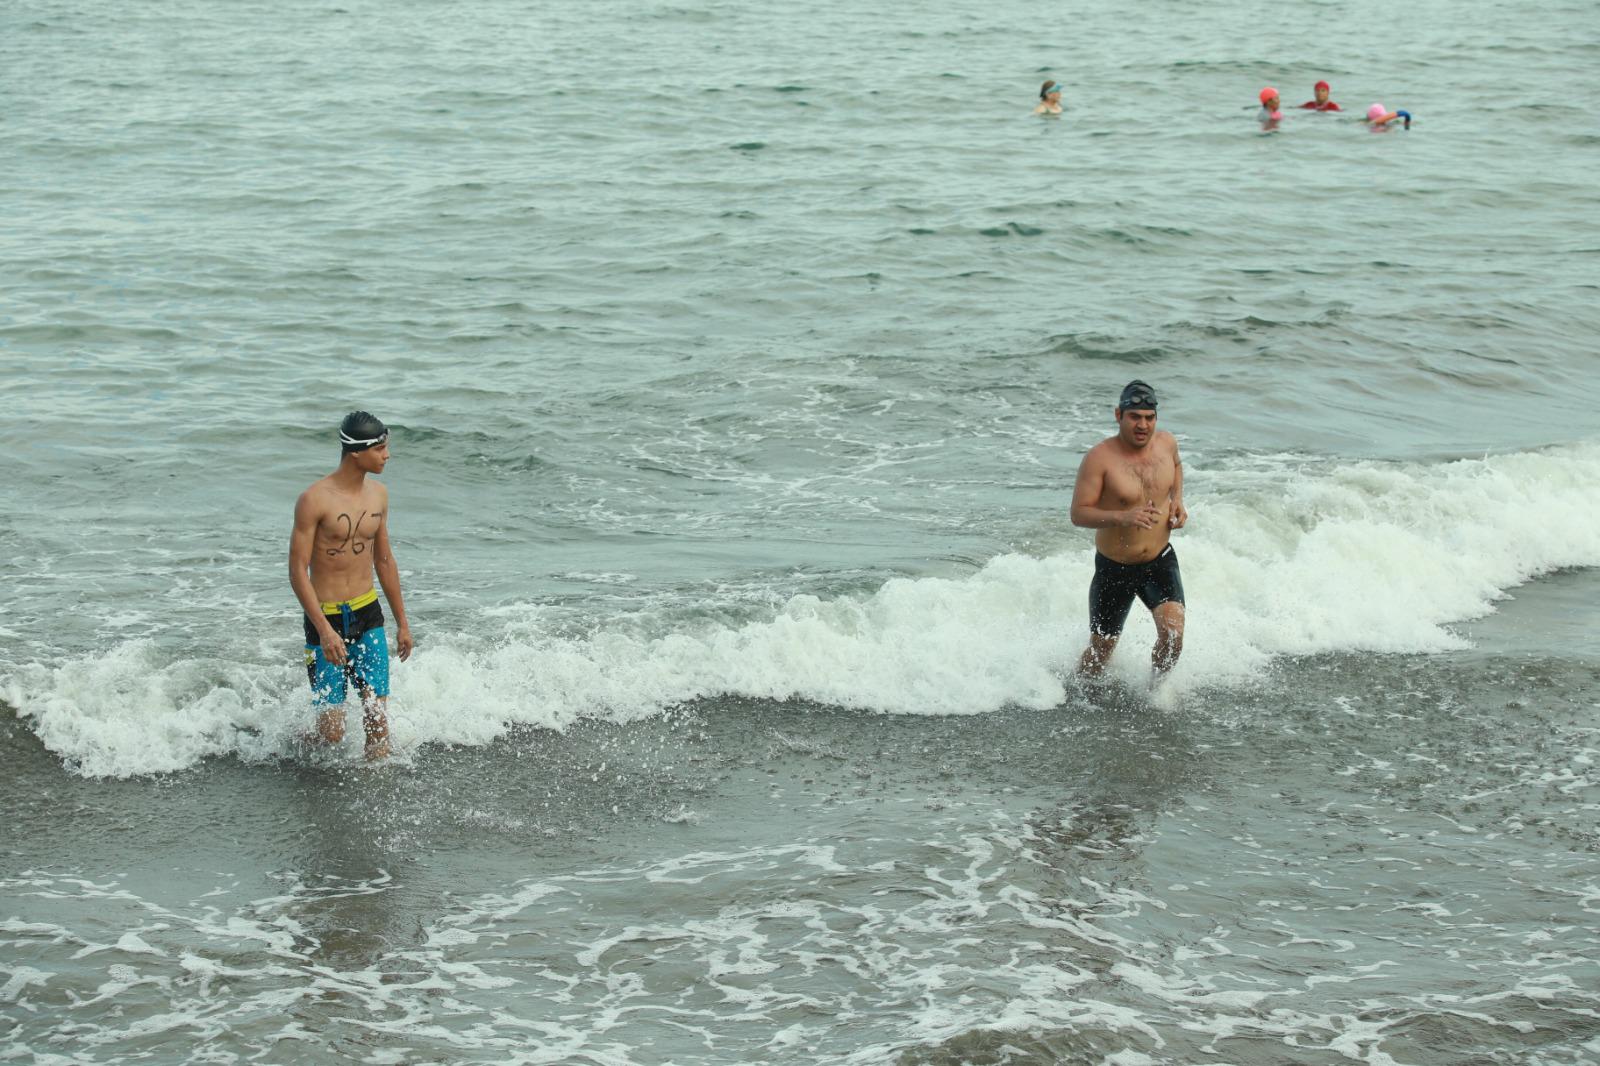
[315,504,385,559]
[1103,456,1173,504]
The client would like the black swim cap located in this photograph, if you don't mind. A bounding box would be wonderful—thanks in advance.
[339,411,388,453]
[1118,380,1158,411]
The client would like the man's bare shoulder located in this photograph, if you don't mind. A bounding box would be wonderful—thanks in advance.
[1155,430,1180,454]
[295,476,341,516]
[1082,436,1123,466]
[362,479,389,517]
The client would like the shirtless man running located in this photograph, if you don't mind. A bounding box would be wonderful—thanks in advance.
[1070,381,1188,679]
[288,411,413,758]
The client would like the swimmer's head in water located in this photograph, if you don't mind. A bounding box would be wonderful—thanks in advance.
[1117,380,1158,413]
[1259,86,1279,106]
[1367,103,1388,122]
[339,411,389,454]
[1040,80,1059,100]
[1314,80,1330,103]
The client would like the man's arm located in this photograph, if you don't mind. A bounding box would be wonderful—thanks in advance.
[1070,450,1159,530]
[372,496,412,662]
[1168,434,1188,529]
[290,491,346,664]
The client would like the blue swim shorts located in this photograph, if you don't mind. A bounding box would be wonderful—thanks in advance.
[302,589,390,705]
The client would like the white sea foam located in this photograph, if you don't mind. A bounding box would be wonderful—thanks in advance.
[5,797,1597,1066]
[5,444,1599,778]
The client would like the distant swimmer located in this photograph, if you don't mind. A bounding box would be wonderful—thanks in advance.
[1070,381,1187,681]
[288,411,413,759]
[1257,86,1284,126]
[1300,80,1342,111]
[1034,80,1064,115]
[1365,102,1412,129]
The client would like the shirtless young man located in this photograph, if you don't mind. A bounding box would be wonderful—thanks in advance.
[288,411,413,758]
[1069,381,1188,679]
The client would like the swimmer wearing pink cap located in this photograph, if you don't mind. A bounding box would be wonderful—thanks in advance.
[1365,102,1413,130]
[1300,80,1342,111]
[1257,87,1283,124]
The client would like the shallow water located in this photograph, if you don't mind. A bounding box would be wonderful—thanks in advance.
[5,575,1599,1062]
[3,0,1600,1061]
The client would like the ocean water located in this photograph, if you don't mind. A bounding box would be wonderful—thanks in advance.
[3,0,1600,1062]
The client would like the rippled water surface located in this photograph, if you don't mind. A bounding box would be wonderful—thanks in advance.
[3,0,1599,1061]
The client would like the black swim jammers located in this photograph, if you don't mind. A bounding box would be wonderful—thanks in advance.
[1089,544,1185,637]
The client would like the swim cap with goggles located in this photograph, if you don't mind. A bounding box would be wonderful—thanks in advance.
[1367,103,1387,122]
[339,411,389,453]
[1118,380,1158,411]
[1259,86,1278,104]
[1314,80,1330,91]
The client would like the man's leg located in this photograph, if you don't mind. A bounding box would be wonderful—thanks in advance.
[358,689,389,759]
[1078,632,1120,678]
[348,628,392,760]
[316,705,347,744]
[306,644,348,744]
[1151,601,1185,677]
[1080,555,1135,678]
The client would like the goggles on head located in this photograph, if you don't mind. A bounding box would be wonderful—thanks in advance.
[1118,384,1157,410]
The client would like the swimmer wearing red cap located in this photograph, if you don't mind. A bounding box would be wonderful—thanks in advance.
[1257,87,1283,126]
[1300,80,1342,111]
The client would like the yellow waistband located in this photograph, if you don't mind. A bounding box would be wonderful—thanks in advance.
[319,588,378,614]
